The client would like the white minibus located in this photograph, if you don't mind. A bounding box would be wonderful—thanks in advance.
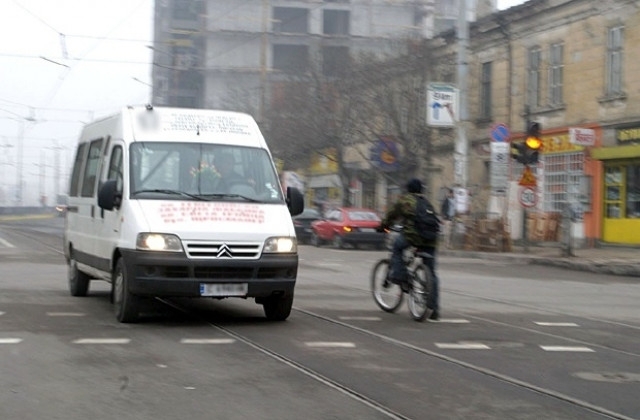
[64,105,303,322]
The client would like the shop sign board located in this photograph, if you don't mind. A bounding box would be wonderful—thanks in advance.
[569,128,595,146]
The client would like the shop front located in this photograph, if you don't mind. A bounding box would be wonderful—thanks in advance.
[510,126,601,246]
[591,126,640,244]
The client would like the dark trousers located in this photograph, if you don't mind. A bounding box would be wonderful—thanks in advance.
[390,233,439,311]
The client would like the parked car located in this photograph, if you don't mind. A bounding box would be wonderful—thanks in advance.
[292,208,322,244]
[310,207,385,249]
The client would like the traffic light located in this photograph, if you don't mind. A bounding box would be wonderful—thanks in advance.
[511,122,543,165]
[525,122,542,164]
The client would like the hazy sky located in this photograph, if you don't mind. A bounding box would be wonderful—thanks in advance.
[0,0,525,206]
[0,0,153,205]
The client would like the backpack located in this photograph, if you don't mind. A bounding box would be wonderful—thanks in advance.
[415,196,441,242]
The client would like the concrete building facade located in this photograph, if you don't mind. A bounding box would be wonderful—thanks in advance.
[427,0,640,245]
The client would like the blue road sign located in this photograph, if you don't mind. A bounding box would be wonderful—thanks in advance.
[491,124,510,142]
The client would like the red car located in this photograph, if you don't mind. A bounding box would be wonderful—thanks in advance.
[310,207,385,249]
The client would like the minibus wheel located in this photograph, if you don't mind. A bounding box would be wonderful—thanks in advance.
[113,258,140,323]
[262,295,293,321]
[68,252,90,297]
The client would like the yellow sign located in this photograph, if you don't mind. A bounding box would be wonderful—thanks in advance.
[518,166,537,187]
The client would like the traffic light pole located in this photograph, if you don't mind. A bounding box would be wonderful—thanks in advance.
[454,0,469,189]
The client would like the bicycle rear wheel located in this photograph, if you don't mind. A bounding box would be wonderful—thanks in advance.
[371,259,403,313]
[408,264,432,322]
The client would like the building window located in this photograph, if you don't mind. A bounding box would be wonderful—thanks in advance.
[273,45,309,73]
[606,26,624,96]
[322,46,349,76]
[549,43,563,106]
[527,47,541,109]
[626,164,640,218]
[480,62,492,120]
[273,7,309,33]
[171,0,200,21]
[323,10,350,35]
[543,152,585,215]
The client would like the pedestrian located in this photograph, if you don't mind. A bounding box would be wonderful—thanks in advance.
[379,178,440,320]
[441,188,456,249]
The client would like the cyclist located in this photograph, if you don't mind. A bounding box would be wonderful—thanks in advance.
[379,178,440,320]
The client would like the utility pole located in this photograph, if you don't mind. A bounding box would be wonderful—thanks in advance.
[259,0,269,123]
[455,0,469,189]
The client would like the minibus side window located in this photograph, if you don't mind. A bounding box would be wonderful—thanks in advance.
[81,139,103,197]
[69,143,87,197]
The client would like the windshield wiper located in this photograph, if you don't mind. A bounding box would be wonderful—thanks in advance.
[198,193,261,203]
[132,189,208,201]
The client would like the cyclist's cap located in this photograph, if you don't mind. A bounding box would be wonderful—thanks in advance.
[406,178,423,193]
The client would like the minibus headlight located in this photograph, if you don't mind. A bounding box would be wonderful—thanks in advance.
[263,237,297,253]
[136,233,183,252]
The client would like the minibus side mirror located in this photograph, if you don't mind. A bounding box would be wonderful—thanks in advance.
[286,187,304,216]
[98,179,122,211]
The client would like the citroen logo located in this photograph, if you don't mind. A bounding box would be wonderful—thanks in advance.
[216,244,233,258]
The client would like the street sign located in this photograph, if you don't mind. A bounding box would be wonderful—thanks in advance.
[426,84,459,127]
[490,142,509,195]
[569,127,595,146]
[518,166,537,187]
[490,123,510,142]
[519,186,537,208]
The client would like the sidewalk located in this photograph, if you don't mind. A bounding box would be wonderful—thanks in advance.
[440,244,640,278]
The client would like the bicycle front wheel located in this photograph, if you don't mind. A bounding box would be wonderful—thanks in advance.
[371,259,404,313]
[408,264,432,322]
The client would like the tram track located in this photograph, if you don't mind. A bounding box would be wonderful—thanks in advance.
[155,295,636,420]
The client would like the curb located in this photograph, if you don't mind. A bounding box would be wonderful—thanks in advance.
[440,250,640,278]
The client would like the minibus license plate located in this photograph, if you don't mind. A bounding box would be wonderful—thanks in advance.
[200,283,248,297]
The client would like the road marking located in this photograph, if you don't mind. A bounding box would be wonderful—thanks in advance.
[540,346,594,352]
[434,318,470,324]
[0,237,15,248]
[72,338,131,344]
[535,322,579,327]
[0,338,23,344]
[339,316,382,321]
[305,342,356,348]
[435,342,490,350]
[47,312,86,317]
[180,338,235,344]
[0,311,5,316]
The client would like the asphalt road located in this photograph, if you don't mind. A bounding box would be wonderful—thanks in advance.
[1,217,639,420]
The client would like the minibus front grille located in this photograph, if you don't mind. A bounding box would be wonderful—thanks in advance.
[184,241,261,259]
[194,266,254,279]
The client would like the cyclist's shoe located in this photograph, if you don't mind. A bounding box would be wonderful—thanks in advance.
[428,310,440,321]
[400,280,411,293]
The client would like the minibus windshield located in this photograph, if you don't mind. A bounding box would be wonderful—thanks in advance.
[130,142,284,202]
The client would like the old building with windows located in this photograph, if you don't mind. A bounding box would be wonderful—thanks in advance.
[151,0,497,214]
[427,0,640,245]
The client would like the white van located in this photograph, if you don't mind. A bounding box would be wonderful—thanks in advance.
[63,105,304,323]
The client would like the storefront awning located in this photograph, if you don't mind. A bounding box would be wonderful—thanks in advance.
[308,174,342,189]
[590,144,640,160]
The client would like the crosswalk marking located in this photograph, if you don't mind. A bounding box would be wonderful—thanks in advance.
[0,237,15,248]
[305,342,356,348]
[73,338,131,344]
[339,316,382,321]
[540,345,594,352]
[435,342,490,350]
[535,322,579,327]
[433,318,470,324]
[180,338,235,344]
[0,338,23,344]
[47,312,86,317]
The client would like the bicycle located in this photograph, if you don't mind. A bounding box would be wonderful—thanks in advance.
[371,226,435,322]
